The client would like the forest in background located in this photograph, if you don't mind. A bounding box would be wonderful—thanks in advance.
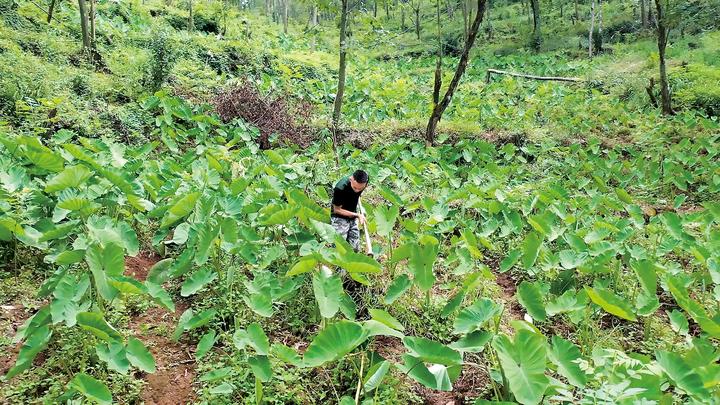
[1,0,719,403]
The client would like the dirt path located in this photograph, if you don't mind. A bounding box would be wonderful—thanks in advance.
[125,253,197,405]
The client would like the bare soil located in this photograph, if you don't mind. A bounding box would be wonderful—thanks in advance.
[125,253,197,405]
[0,304,31,378]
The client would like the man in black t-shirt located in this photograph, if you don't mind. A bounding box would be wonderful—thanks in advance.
[330,169,369,252]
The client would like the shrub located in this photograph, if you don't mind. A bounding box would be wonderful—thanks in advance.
[143,30,175,92]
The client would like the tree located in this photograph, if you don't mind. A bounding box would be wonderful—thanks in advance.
[425,0,487,144]
[47,0,57,23]
[410,0,422,39]
[530,0,541,49]
[78,0,92,52]
[640,0,648,27]
[654,0,673,114]
[589,0,595,56]
[188,0,194,31]
[282,0,289,34]
[331,0,349,163]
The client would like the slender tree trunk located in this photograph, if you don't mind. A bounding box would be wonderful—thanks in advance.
[78,0,91,52]
[331,0,349,165]
[589,0,595,57]
[188,0,194,31]
[640,0,647,27]
[374,0,377,17]
[654,0,672,115]
[559,0,563,18]
[401,6,406,29]
[386,0,390,19]
[414,2,421,39]
[530,0,541,49]
[89,0,96,49]
[597,0,603,52]
[461,0,468,41]
[486,0,492,39]
[425,0,487,144]
[433,0,442,106]
[574,0,578,24]
[47,0,57,23]
[446,0,453,18]
[282,0,289,34]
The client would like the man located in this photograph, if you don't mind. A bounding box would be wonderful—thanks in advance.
[330,169,368,252]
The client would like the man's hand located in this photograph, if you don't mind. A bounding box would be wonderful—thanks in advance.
[356,213,366,225]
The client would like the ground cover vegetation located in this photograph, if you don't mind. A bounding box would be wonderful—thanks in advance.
[1,0,719,403]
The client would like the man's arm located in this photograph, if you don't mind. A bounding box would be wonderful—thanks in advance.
[332,204,366,224]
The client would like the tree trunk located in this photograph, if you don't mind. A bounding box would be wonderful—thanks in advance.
[374,0,377,17]
[461,0,468,41]
[640,0,647,27]
[433,0,442,106]
[282,0,289,34]
[401,7,406,29]
[654,0,672,115]
[89,0,96,49]
[78,0,91,52]
[530,0,541,48]
[47,0,57,23]
[414,3,421,39]
[188,0,194,31]
[485,0,492,39]
[446,0,453,18]
[331,0,349,165]
[597,0,603,53]
[425,0,487,144]
[589,0,595,57]
[573,0,578,24]
[386,0,390,19]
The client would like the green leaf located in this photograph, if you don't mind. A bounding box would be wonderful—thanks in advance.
[500,249,522,272]
[248,355,272,382]
[26,149,65,172]
[362,319,405,338]
[364,360,390,391]
[667,309,689,335]
[453,298,501,334]
[196,330,217,360]
[397,354,453,391]
[96,342,130,374]
[160,192,200,229]
[369,309,405,332]
[492,330,549,405]
[312,270,343,319]
[287,256,318,276]
[548,335,586,387]
[5,326,52,379]
[517,281,547,322]
[614,188,633,204]
[384,274,412,305]
[145,282,175,312]
[402,336,462,366]
[181,267,217,297]
[271,344,302,367]
[666,276,720,338]
[303,321,368,367]
[449,330,492,353]
[76,312,123,342]
[247,323,270,355]
[146,258,174,285]
[656,350,709,397]
[408,241,438,291]
[521,232,542,269]
[45,165,93,193]
[585,287,637,322]
[68,373,112,405]
[193,222,220,265]
[375,205,399,237]
[126,337,156,373]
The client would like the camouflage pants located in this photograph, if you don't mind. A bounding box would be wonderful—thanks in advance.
[330,216,360,252]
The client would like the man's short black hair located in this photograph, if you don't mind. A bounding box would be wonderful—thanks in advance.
[352,169,369,184]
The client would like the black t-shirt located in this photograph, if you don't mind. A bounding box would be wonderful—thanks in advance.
[331,176,362,218]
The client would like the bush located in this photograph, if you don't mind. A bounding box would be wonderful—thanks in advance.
[143,30,175,92]
[674,63,720,117]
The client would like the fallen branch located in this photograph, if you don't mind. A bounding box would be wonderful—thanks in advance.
[485,69,584,83]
